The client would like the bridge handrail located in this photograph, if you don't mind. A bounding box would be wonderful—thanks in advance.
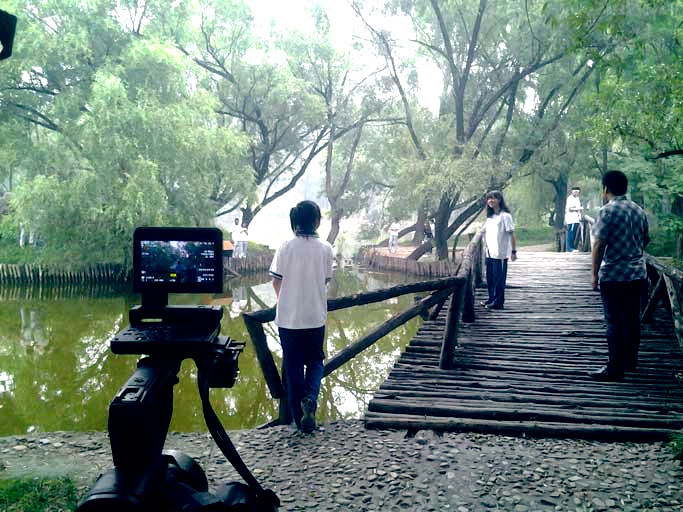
[241,274,467,425]
[240,231,485,425]
[643,254,683,350]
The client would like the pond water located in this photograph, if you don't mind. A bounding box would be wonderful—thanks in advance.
[0,268,422,436]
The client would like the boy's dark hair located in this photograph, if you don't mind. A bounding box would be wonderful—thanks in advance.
[485,190,511,217]
[290,200,321,235]
[602,170,628,196]
[571,186,581,191]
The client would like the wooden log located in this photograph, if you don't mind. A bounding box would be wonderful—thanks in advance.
[367,397,683,429]
[439,283,465,370]
[245,276,466,323]
[364,412,674,442]
[641,274,666,323]
[461,266,475,323]
[241,314,284,400]
[323,287,455,377]
[663,274,683,351]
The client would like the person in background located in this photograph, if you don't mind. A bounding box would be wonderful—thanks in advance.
[480,191,517,310]
[387,218,401,254]
[234,222,249,259]
[269,200,334,433]
[589,170,649,382]
[565,186,583,252]
[423,219,433,254]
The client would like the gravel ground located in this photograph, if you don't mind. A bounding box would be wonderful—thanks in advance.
[1,420,682,511]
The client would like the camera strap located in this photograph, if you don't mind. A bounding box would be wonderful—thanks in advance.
[197,356,280,510]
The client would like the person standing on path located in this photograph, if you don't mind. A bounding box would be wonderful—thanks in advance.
[387,218,401,254]
[480,191,517,310]
[590,170,649,382]
[270,200,334,433]
[565,186,583,252]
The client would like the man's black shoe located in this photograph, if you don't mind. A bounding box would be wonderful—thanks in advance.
[589,366,624,382]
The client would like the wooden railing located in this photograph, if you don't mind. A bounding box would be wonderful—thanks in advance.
[241,231,485,425]
[642,254,683,350]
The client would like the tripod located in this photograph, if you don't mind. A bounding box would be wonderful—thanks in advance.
[76,336,279,511]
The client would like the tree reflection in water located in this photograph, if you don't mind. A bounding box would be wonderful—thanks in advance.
[0,269,421,436]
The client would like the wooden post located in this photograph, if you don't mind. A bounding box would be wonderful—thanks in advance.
[242,314,284,400]
[323,287,454,376]
[662,274,683,351]
[641,274,666,323]
[439,283,465,370]
[461,266,475,323]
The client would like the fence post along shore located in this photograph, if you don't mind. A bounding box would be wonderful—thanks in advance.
[242,232,486,426]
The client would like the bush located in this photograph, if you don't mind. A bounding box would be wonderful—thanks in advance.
[0,478,79,512]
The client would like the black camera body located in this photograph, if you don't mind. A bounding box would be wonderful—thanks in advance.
[77,227,278,511]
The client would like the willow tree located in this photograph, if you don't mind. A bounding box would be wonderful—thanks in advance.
[353,0,615,259]
[1,0,251,265]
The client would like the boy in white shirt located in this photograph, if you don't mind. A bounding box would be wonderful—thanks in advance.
[269,200,334,433]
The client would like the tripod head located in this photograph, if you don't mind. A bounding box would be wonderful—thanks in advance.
[76,227,279,511]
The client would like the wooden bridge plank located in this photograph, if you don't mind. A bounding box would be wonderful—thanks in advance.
[365,252,683,441]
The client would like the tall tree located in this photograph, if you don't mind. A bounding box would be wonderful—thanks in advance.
[1,0,250,265]
[354,0,609,259]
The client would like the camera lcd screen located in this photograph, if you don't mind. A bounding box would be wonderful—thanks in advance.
[133,227,223,294]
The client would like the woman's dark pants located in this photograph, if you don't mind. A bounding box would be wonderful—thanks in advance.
[485,257,508,307]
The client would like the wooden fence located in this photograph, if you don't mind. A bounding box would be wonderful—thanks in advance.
[357,248,461,277]
[642,254,683,349]
[242,232,485,426]
[0,253,273,286]
[0,262,127,285]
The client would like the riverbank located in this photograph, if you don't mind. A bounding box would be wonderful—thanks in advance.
[2,420,682,511]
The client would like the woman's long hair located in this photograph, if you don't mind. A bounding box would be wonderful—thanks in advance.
[485,190,511,217]
[290,200,321,236]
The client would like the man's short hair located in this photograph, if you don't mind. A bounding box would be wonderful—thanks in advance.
[602,170,628,196]
[571,186,581,191]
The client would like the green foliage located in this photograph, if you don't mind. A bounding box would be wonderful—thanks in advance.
[0,478,79,512]
[647,228,678,258]
[515,225,557,248]
[671,431,683,463]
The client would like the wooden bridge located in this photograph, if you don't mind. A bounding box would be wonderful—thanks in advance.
[243,234,683,441]
[365,250,683,441]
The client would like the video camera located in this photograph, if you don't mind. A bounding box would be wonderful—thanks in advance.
[77,227,279,511]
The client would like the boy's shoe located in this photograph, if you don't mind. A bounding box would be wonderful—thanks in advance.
[300,398,317,433]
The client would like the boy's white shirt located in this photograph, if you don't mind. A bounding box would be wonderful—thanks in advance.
[269,236,334,329]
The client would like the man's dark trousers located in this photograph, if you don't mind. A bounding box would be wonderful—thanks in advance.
[566,223,579,251]
[599,279,646,374]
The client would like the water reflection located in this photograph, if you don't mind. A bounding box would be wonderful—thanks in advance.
[0,269,421,436]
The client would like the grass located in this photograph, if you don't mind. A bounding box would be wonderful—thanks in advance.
[0,478,79,511]
[514,225,556,248]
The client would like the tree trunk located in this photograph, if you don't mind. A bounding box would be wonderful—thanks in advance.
[433,195,452,260]
[413,208,427,244]
[673,195,683,259]
[327,210,342,245]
